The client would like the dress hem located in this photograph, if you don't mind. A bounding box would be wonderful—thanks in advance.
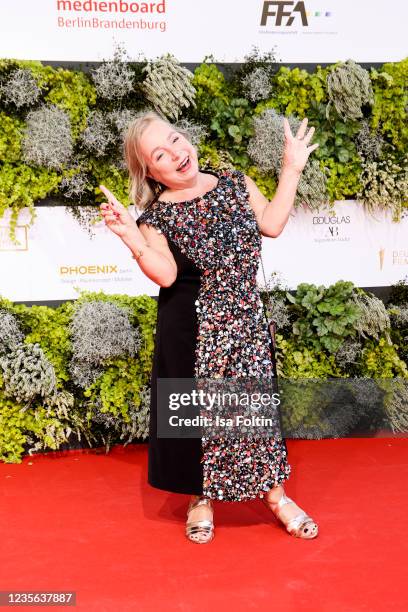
[148,478,204,496]
[147,470,291,501]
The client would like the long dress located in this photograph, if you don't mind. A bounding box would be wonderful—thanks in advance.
[136,168,291,501]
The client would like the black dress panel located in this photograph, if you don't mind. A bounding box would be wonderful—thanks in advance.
[143,235,204,494]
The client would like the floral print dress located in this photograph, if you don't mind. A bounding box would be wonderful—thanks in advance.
[136,168,291,501]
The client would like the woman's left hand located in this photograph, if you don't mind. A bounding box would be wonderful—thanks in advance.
[281,117,319,175]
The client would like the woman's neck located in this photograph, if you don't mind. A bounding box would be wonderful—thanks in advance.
[159,170,218,203]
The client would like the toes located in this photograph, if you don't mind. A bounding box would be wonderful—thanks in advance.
[302,522,318,537]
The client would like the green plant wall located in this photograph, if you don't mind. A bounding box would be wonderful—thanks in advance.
[1,279,408,462]
[1,52,407,459]
[0,54,407,242]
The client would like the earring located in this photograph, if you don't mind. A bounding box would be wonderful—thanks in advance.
[153,182,161,196]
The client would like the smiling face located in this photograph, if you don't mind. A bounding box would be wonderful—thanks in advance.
[138,118,199,190]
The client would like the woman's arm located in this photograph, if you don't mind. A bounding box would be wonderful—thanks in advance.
[123,223,178,288]
[245,167,301,238]
[245,117,319,238]
[99,184,177,288]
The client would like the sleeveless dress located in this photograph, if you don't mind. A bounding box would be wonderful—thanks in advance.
[136,169,291,502]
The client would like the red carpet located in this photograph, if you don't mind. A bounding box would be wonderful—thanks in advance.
[1,438,407,611]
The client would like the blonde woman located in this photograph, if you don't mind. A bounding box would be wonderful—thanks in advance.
[100,110,319,544]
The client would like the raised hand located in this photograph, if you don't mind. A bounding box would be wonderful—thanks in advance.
[99,184,137,240]
[282,117,319,175]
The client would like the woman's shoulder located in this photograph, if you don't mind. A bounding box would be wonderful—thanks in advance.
[220,167,248,193]
[135,199,161,227]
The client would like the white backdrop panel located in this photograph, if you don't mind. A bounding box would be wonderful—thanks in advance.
[1,202,407,302]
[261,202,408,288]
[0,0,406,63]
[0,206,157,301]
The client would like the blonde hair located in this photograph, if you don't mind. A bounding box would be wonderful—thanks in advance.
[124,110,190,210]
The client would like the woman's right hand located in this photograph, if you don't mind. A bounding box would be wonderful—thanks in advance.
[99,184,138,241]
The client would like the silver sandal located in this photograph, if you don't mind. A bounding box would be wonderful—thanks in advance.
[263,490,319,539]
[186,496,214,544]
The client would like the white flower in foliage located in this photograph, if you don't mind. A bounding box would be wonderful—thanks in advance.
[0,68,41,108]
[248,108,328,210]
[69,301,142,388]
[81,110,116,156]
[0,343,57,403]
[22,104,73,169]
[92,44,134,100]
[142,54,196,121]
[242,67,272,102]
[0,309,24,354]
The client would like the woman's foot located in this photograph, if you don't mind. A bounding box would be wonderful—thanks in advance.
[262,485,318,539]
[187,496,213,522]
[185,495,214,544]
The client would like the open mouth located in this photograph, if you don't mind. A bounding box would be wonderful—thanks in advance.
[177,156,191,172]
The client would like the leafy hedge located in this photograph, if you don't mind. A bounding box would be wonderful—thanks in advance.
[0,290,157,463]
[1,50,407,459]
[1,278,408,463]
[0,51,407,242]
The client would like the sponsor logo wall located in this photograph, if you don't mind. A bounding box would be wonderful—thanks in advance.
[1,0,406,301]
[1,202,407,302]
[262,202,408,289]
[0,207,157,301]
[0,0,406,63]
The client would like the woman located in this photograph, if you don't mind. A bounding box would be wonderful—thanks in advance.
[99,110,320,544]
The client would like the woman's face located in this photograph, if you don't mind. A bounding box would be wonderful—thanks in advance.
[139,119,199,189]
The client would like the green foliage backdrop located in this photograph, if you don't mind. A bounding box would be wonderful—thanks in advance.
[0,51,407,461]
[1,278,408,463]
[0,52,407,242]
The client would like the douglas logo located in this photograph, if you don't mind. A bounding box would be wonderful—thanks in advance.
[312,215,351,242]
[312,216,350,225]
[260,1,308,26]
